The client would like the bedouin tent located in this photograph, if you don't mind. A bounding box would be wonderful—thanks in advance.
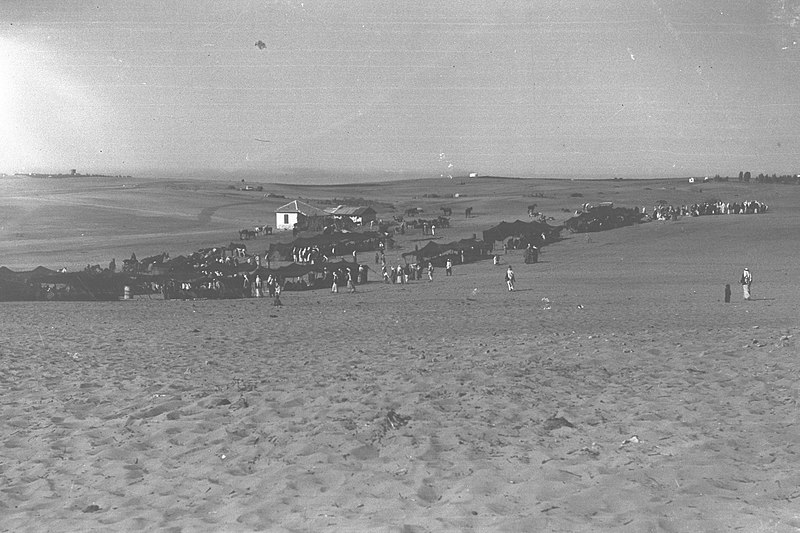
[269,232,384,261]
[482,220,562,246]
[0,265,58,282]
[0,277,38,301]
[250,260,361,291]
[401,238,492,267]
[563,207,644,233]
[28,270,134,301]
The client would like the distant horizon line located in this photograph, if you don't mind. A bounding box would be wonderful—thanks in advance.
[5,167,785,185]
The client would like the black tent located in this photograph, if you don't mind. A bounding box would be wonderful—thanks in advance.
[402,238,492,266]
[564,207,644,233]
[482,220,562,245]
[269,231,384,261]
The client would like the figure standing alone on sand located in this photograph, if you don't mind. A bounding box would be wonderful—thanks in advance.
[445,258,453,276]
[740,267,753,300]
[427,262,434,282]
[505,265,515,291]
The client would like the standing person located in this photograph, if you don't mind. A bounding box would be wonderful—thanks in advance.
[505,265,515,291]
[273,282,282,306]
[347,269,356,293]
[445,258,453,276]
[740,267,753,300]
[331,270,340,293]
[427,262,434,282]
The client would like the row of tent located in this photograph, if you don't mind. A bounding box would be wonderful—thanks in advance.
[267,231,387,261]
[1,210,643,301]
[0,260,367,301]
[0,267,133,301]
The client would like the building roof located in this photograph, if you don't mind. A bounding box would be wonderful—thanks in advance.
[324,205,376,216]
[276,200,328,216]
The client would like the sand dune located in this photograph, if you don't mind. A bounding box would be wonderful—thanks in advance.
[2,176,799,531]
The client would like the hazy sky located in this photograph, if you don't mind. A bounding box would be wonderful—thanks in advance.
[2,1,799,180]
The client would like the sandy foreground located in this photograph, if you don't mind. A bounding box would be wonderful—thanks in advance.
[2,177,800,531]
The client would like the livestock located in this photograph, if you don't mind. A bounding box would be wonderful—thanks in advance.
[239,229,257,240]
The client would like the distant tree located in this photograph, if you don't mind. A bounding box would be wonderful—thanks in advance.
[738,171,744,182]
[743,171,751,182]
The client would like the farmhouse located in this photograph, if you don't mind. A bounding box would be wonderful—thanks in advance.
[275,200,329,231]
[324,205,377,226]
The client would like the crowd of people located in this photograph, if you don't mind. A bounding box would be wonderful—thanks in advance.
[648,199,768,221]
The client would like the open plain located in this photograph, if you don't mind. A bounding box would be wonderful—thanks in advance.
[2,175,800,532]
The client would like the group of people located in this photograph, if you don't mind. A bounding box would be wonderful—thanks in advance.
[647,199,768,221]
[292,245,325,264]
[381,262,430,284]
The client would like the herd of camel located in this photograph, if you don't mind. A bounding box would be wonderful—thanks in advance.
[404,206,472,218]
[238,225,273,240]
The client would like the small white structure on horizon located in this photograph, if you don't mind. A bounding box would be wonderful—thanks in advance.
[469,172,478,178]
[688,177,696,183]
[275,200,328,230]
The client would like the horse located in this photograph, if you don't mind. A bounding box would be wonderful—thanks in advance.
[465,207,473,218]
[239,229,257,240]
[440,206,452,216]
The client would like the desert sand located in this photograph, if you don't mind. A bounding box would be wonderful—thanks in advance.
[2,175,800,532]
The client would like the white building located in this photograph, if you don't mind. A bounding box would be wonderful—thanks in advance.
[275,200,329,230]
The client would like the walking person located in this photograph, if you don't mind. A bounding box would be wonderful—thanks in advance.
[445,258,453,276]
[740,267,753,300]
[505,265,515,291]
[347,269,356,293]
[427,262,434,282]
[331,270,340,293]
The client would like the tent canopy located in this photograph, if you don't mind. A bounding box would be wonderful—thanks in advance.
[482,220,561,244]
[402,238,490,260]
